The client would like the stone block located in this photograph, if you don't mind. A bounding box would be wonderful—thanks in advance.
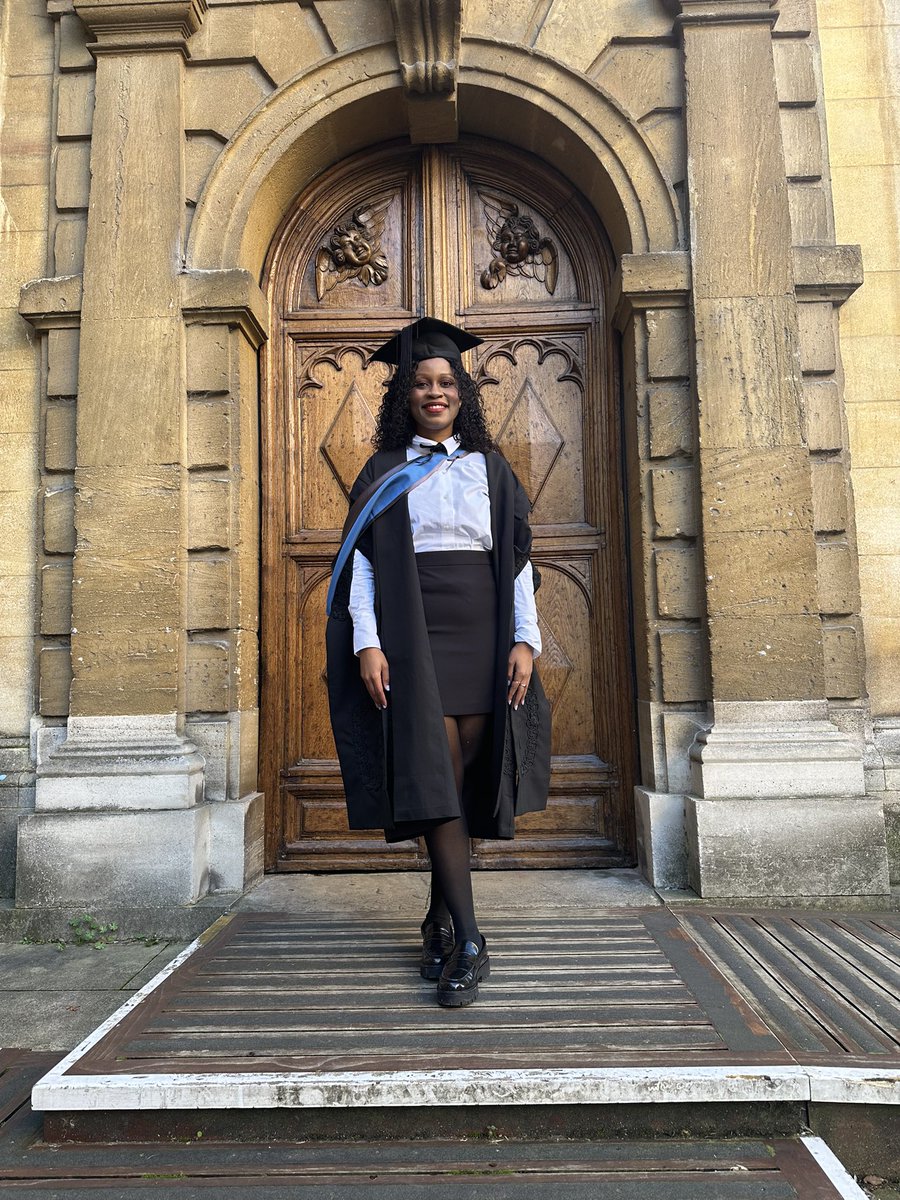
[187,556,231,631]
[853,469,900,557]
[841,338,900,407]
[865,616,900,719]
[773,40,817,105]
[184,62,272,142]
[47,328,80,397]
[826,99,893,170]
[841,273,900,341]
[0,232,46,308]
[0,185,49,234]
[233,628,259,711]
[16,804,212,906]
[186,639,230,713]
[802,380,842,451]
[209,792,264,893]
[846,401,900,468]
[590,43,683,119]
[59,13,93,70]
[40,562,73,636]
[651,467,697,537]
[706,530,817,616]
[655,545,702,619]
[2,0,54,76]
[788,183,831,247]
[773,0,812,34]
[0,76,52,186]
[313,0,395,51]
[831,167,900,273]
[45,403,76,472]
[658,628,706,703]
[646,309,689,380]
[781,107,822,180]
[699,446,812,532]
[188,476,231,550]
[186,323,231,395]
[38,645,71,717]
[42,482,75,554]
[0,369,38,433]
[823,622,862,699]
[811,461,847,533]
[647,384,692,458]
[195,4,324,86]
[693,296,804,447]
[816,541,858,615]
[0,809,18,899]
[798,302,836,375]
[185,133,226,206]
[55,141,91,211]
[634,788,688,890]
[884,794,900,885]
[53,217,87,276]
[187,400,231,468]
[708,613,824,700]
[186,716,230,802]
[686,794,889,898]
[662,710,708,794]
[56,72,95,140]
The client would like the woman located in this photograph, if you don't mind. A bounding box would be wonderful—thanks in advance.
[326,318,551,1007]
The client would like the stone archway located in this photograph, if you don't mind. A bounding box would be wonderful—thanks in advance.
[182,45,689,873]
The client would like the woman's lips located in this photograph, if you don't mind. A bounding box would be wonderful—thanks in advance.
[423,403,447,413]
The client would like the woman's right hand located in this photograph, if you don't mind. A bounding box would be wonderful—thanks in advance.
[358,647,390,709]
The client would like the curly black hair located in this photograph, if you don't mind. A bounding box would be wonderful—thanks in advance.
[372,361,496,453]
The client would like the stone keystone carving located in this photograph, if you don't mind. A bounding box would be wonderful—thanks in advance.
[388,0,461,95]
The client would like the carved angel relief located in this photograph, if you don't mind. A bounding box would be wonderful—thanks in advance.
[479,193,559,295]
[315,200,391,301]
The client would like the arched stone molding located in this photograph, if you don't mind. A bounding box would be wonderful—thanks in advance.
[187,39,683,278]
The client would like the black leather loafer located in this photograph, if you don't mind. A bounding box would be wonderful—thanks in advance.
[436,936,490,1007]
[420,920,454,980]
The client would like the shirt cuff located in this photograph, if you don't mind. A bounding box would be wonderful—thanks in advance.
[514,562,542,657]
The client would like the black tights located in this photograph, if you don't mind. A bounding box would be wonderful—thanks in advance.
[423,714,490,946]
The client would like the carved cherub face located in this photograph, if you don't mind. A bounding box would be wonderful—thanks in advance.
[498,216,540,264]
[332,227,372,268]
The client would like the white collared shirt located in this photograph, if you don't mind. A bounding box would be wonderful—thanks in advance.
[348,434,542,656]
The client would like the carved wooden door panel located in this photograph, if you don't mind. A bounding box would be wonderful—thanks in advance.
[262,140,636,871]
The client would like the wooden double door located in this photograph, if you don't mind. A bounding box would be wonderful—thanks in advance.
[261,139,636,871]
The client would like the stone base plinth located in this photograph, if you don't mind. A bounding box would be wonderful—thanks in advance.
[35,716,205,811]
[634,788,688,890]
[209,792,264,893]
[15,805,212,907]
[689,701,865,801]
[686,795,890,899]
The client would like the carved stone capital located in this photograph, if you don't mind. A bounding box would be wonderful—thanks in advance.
[73,0,207,56]
[389,0,460,96]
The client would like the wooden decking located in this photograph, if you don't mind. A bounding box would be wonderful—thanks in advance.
[28,905,900,1127]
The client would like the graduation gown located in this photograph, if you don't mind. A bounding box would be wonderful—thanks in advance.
[326,448,551,842]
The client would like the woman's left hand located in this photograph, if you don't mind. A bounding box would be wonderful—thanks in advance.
[507,642,534,710]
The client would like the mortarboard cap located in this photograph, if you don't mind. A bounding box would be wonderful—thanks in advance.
[370,318,483,378]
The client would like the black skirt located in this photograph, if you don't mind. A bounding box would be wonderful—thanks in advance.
[415,550,498,716]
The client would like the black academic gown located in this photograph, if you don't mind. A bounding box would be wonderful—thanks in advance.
[326,448,551,842]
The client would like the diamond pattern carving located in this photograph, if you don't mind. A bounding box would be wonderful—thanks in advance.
[321,380,377,499]
[497,377,564,507]
[536,611,573,715]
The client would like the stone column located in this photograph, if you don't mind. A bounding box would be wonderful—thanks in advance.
[677,0,888,896]
[17,0,212,908]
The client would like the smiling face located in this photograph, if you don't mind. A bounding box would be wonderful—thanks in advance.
[408,357,461,442]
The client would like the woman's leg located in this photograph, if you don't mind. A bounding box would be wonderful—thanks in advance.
[423,714,490,945]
